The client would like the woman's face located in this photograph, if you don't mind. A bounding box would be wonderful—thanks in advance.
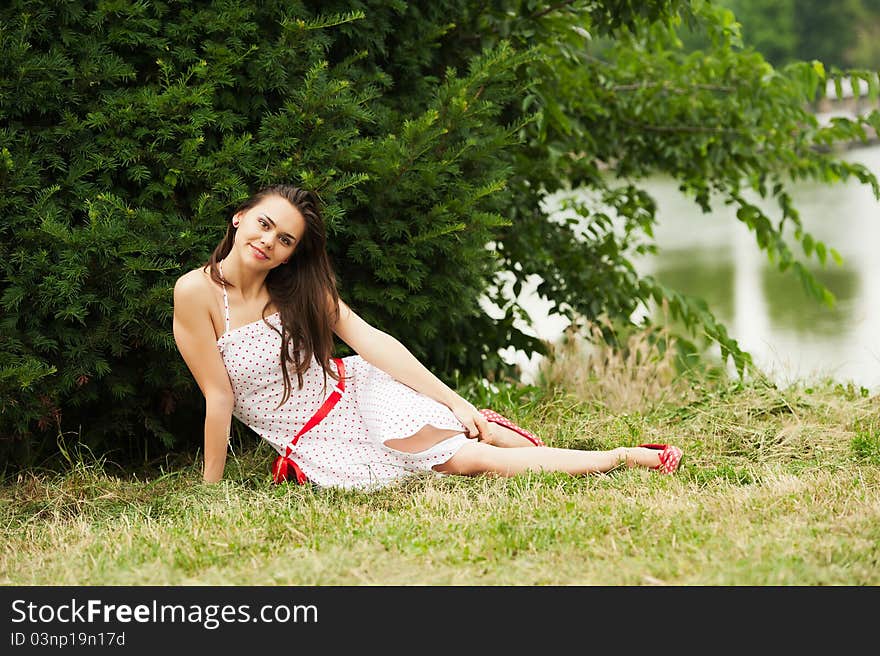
[233,195,306,267]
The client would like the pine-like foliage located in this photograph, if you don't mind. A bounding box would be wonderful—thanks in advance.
[3,1,877,468]
[0,1,534,466]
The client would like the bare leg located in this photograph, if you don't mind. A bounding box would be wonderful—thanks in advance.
[384,426,464,453]
[481,423,537,448]
[433,442,662,477]
[384,423,537,454]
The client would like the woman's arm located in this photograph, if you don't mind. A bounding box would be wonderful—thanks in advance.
[332,299,489,439]
[172,272,235,483]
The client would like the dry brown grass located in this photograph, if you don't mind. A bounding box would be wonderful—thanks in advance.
[535,313,700,414]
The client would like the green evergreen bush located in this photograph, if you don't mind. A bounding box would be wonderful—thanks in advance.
[2,1,877,469]
[0,1,535,467]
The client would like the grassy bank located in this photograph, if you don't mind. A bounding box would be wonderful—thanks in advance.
[2,333,879,586]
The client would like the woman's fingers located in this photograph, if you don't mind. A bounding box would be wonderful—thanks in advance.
[464,417,483,439]
[474,413,490,441]
[462,410,488,440]
[450,398,488,440]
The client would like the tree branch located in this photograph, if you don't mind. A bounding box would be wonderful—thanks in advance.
[531,1,580,20]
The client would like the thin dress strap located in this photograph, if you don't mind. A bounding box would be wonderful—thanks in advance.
[218,261,230,335]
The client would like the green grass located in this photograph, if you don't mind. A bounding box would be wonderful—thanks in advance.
[3,332,879,585]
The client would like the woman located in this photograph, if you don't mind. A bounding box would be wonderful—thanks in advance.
[172,184,682,489]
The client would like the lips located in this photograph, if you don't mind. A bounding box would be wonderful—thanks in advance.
[250,244,269,260]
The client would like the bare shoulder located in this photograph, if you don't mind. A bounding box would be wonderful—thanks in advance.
[171,264,233,400]
[173,266,213,310]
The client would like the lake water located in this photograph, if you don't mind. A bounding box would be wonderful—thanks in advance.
[498,143,880,391]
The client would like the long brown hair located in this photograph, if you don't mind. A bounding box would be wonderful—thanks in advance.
[204,184,340,408]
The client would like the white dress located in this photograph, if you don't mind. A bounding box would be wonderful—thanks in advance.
[216,264,471,490]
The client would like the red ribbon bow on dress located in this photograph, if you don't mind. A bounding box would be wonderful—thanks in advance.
[272,455,308,485]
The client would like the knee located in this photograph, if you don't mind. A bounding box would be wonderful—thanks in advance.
[434,442,493,476]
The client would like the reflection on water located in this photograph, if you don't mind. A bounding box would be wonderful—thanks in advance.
[651,255,860,337]
[653,248,735,323]
[638,143,880,390]
[761,266,859,338]
[512,144,880,391]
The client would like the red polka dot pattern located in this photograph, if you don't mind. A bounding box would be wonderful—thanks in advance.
[217,263,471,490]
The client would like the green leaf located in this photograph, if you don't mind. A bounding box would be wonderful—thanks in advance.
[815,241,827,266]
[802,233,813,257]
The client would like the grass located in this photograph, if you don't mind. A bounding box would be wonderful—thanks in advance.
[2,326,879,586]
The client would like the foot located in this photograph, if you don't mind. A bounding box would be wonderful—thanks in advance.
[656,445,683,474]
[638,443,683,474]
[619,447,664,469]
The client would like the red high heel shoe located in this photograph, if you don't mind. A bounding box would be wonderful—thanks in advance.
[638,443,683,474]
[479,409,545,446]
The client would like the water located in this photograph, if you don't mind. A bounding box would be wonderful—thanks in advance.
[498,144,880,391]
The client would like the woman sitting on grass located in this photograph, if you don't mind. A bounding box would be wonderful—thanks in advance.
[172,184,682,489]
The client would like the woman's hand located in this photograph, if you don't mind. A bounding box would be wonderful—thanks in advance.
[448,396,489,441]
